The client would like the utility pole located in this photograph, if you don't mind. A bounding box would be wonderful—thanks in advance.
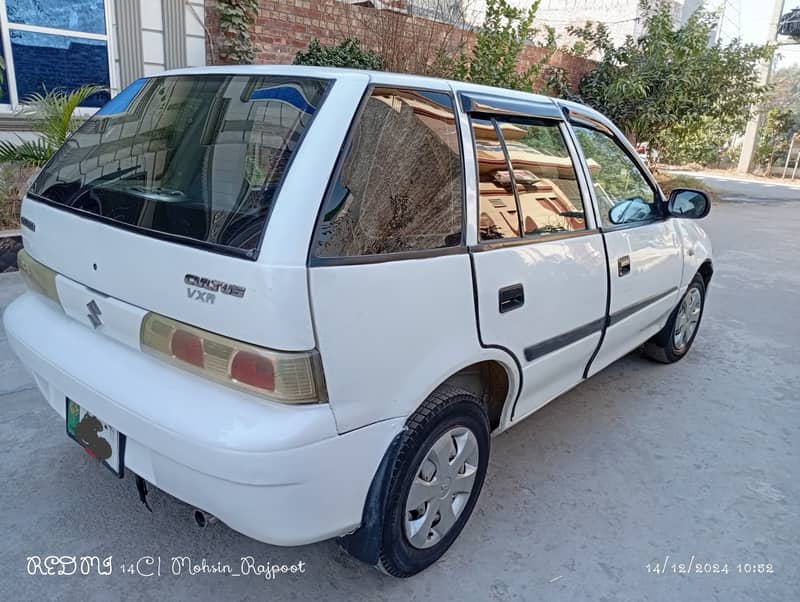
[737,0,786,174]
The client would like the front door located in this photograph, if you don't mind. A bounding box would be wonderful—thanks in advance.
[467,112,607,421]
[568,124,682,375]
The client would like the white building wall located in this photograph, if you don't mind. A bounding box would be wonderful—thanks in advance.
[465,0,693,48]
[185,1,206,68]
[536,0,642,46]
[140,0,166,76]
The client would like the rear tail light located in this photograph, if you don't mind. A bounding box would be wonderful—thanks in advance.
[169,329,204,367]
[17,249,61,306]
[230,351,275,390]
[140,313,326,404]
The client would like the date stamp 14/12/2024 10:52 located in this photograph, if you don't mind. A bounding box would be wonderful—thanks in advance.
[645,556,775,576]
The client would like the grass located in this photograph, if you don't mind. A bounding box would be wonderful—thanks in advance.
[0,198,20,231]
[654,171,720,204]
[0,164,37,231]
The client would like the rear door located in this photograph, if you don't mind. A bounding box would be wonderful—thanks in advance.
[463,96,607,421]
[566,119,682,375]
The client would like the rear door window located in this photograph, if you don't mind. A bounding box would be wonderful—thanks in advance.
[312,87,464,259]
[29,75,330,258]
[474,116,587,241]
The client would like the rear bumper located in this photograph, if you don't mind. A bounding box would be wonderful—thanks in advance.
[4,292,403,545]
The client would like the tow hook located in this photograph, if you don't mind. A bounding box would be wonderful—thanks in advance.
[193,509,218,528]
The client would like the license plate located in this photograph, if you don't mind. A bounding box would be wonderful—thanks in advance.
[66,399,126,478]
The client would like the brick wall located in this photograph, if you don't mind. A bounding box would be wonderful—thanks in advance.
[204,0,596,92]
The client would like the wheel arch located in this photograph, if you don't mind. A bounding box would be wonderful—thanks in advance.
[418,348,521,433]
[697,258,714,287]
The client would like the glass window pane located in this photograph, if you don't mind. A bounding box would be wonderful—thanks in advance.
[573,126,657,227]
[10,31,110,107]
[0,33,9,104]
[314,88,463,257]
[30,76,331,256]
[473,118,520,241]
[6,0,106,34]
[499,121,586,237]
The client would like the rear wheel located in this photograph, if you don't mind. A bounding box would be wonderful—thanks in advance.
[343,386,490,578]
[643,274,706,363]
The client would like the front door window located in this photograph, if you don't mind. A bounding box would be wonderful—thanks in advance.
[573,126,659,227]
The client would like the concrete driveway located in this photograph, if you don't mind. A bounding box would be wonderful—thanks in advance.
[1,187,798,601]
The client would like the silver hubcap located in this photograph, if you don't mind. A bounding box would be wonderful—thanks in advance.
[404,427,479,549]
[673,287,702,351]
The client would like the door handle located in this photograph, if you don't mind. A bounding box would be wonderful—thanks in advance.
[618,255,631,277]
[499,284,524,313]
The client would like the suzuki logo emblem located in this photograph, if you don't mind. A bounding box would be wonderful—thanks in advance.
[86,300,103,329]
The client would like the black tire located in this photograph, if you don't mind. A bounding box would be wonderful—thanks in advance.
[643,274,706,363]
[341,385,490,578]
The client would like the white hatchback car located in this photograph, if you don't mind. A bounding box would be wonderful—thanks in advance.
[5,66,712,577]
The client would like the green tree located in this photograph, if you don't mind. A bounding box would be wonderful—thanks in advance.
[769,66,800,113]
[453,0,546,91]
[570,1,774,160]
[294,38,384,70]
[752,65,800,171]
[0,85,105,167]
[755,107,798,172]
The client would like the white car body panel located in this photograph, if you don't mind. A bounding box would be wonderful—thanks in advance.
[588,221,683,376]
[3,66,713,547]
[5,292,404,545]
[675,219,714,288]
[309,254,499,432]
[470,237,607,420]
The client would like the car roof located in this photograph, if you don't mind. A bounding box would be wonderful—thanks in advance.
[155,64,613,129]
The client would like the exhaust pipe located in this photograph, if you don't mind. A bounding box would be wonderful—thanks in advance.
[193,509,218,528]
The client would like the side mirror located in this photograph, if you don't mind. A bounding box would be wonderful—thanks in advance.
[667,188,710,219]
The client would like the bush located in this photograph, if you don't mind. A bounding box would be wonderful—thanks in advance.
[0,85,105,168]
[452,0,542,91]
[293,38,383,70]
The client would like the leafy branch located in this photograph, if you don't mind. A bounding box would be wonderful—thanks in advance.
[0,85,105,168]
[217,0,259,64]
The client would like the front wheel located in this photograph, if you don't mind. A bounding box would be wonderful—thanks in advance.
[643,274,706,363]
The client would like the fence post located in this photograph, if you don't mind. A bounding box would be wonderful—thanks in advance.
[783,135,795,179]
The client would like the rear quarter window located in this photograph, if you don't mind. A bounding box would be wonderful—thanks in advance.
[312,87,464,259]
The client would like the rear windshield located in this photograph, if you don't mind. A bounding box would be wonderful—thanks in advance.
[29,74,330,258]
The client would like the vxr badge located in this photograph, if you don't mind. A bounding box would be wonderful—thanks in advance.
[86,300,103,329]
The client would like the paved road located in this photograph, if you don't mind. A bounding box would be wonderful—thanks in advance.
[668,170,800,203]
[1,187,798,601]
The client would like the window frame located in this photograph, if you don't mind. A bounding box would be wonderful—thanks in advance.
[567,120,666,232]
[469,111,598,252]
[0,0,119,113]
[308,84,468,267]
